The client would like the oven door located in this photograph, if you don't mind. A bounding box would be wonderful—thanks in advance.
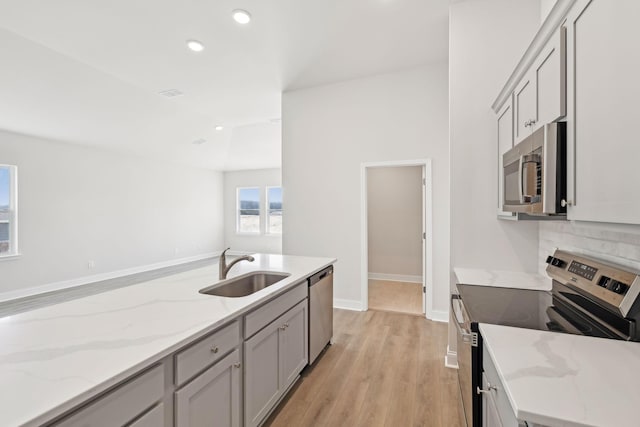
[451,294,475,427]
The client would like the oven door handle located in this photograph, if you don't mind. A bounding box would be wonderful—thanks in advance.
[451,294,477,346]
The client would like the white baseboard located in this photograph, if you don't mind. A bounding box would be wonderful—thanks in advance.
[333,298,364,311]
[445,345,458,369]
[429,309,449,323]
[0,251,221,303]
[368,273,423,283]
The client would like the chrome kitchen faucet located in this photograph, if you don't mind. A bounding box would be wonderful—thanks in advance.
[219,248,255,279]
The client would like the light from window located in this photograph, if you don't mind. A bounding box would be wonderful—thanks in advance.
[237,187,260,233]
[0,165,17,256]
[267,186,282,234]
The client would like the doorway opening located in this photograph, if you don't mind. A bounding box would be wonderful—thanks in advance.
[360,160,433,319]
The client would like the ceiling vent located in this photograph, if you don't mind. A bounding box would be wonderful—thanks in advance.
[159,89,184,98]
[192,138,207,145]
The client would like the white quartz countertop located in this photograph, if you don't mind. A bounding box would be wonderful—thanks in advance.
[480,323,640,427]
[454,267,551,291]
[0,254,335,427]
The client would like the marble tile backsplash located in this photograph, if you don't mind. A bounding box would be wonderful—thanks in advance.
[538,221,640,275]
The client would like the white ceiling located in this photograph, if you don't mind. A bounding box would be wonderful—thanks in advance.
[0,0,449,170]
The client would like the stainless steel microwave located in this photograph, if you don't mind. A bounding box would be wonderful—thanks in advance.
[503,122,566,216]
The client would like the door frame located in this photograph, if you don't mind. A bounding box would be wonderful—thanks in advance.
[360,159,434,319]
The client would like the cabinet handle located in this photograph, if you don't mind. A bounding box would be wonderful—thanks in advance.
[279,325,286,330]
[561,199,573,208]
[234,362,241,369]
[476,384,498,394]
[285,323,290,328]
[210,346,219,354]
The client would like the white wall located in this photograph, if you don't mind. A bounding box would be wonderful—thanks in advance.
[223,168,282,254]
[367,166,423,279]
[0,130,224,298]
[448,0,543,358]
[282,64,449,315]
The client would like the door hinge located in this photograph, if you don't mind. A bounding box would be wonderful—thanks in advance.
[422,232,426,239]
[422,286,426,293]
[422,178,426,186]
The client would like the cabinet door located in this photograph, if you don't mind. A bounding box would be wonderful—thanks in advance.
[497,96,516,218]
[481,379,503,427]
[565,0,640,224]
[514,73,536,143]
[244,320,281,427]
[175,349,241,427]
[534,27,566,126]
[279,300,308,390]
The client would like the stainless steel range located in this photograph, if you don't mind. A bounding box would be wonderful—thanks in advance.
[452,250,640,427]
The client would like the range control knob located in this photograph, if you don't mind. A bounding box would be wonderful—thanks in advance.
[546,256,566,268]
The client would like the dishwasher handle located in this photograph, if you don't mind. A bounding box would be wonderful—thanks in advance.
[309,266,333,286]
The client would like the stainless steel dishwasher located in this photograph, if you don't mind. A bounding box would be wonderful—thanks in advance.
[308,266,333,365]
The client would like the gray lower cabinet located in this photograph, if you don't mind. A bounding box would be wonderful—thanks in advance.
[244,299,308,427]
[129,403,165,427]
[52,364,165,427]
[175,349,242,427]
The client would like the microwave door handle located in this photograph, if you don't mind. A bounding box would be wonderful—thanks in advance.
[518,155,525,203]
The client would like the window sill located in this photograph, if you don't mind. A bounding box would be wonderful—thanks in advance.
[0,253,22,262]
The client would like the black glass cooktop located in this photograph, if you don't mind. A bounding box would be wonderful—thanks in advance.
[457,284,621,339]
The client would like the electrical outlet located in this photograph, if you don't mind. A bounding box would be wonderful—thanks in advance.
[87,260,96,269]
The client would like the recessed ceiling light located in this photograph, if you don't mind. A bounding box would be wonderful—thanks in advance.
[215,125,224,131]
[186,40,205,52]
[232,9,251,24]
[158,89,184,98]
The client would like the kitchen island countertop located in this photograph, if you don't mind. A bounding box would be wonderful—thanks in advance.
[0,254,335,427]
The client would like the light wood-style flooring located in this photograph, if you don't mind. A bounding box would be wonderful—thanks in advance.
[368,279,423,315]
[264,309,465,427]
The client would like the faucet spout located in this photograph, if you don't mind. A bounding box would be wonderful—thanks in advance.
[219,248,255,280]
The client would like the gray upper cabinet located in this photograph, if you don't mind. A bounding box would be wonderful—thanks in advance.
[514,73,537,143]
[513,26,566,145]
[534,27,566,127]
[175,349,242,427]
[244,299,308,427]
[564,0,640,224]
[497,95,515,218]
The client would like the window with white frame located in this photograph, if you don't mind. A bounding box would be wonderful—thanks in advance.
[0,165,18,257]
[237,187,260,234]
[266,186,282,234]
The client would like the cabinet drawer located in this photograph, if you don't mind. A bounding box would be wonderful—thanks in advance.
[129,403,164,427]
[175,320,240,386]
[54,364,164,427]
[483,346,518,427]
[244,282,307,338]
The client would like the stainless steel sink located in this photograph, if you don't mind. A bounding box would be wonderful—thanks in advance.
[199,271,290,297]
